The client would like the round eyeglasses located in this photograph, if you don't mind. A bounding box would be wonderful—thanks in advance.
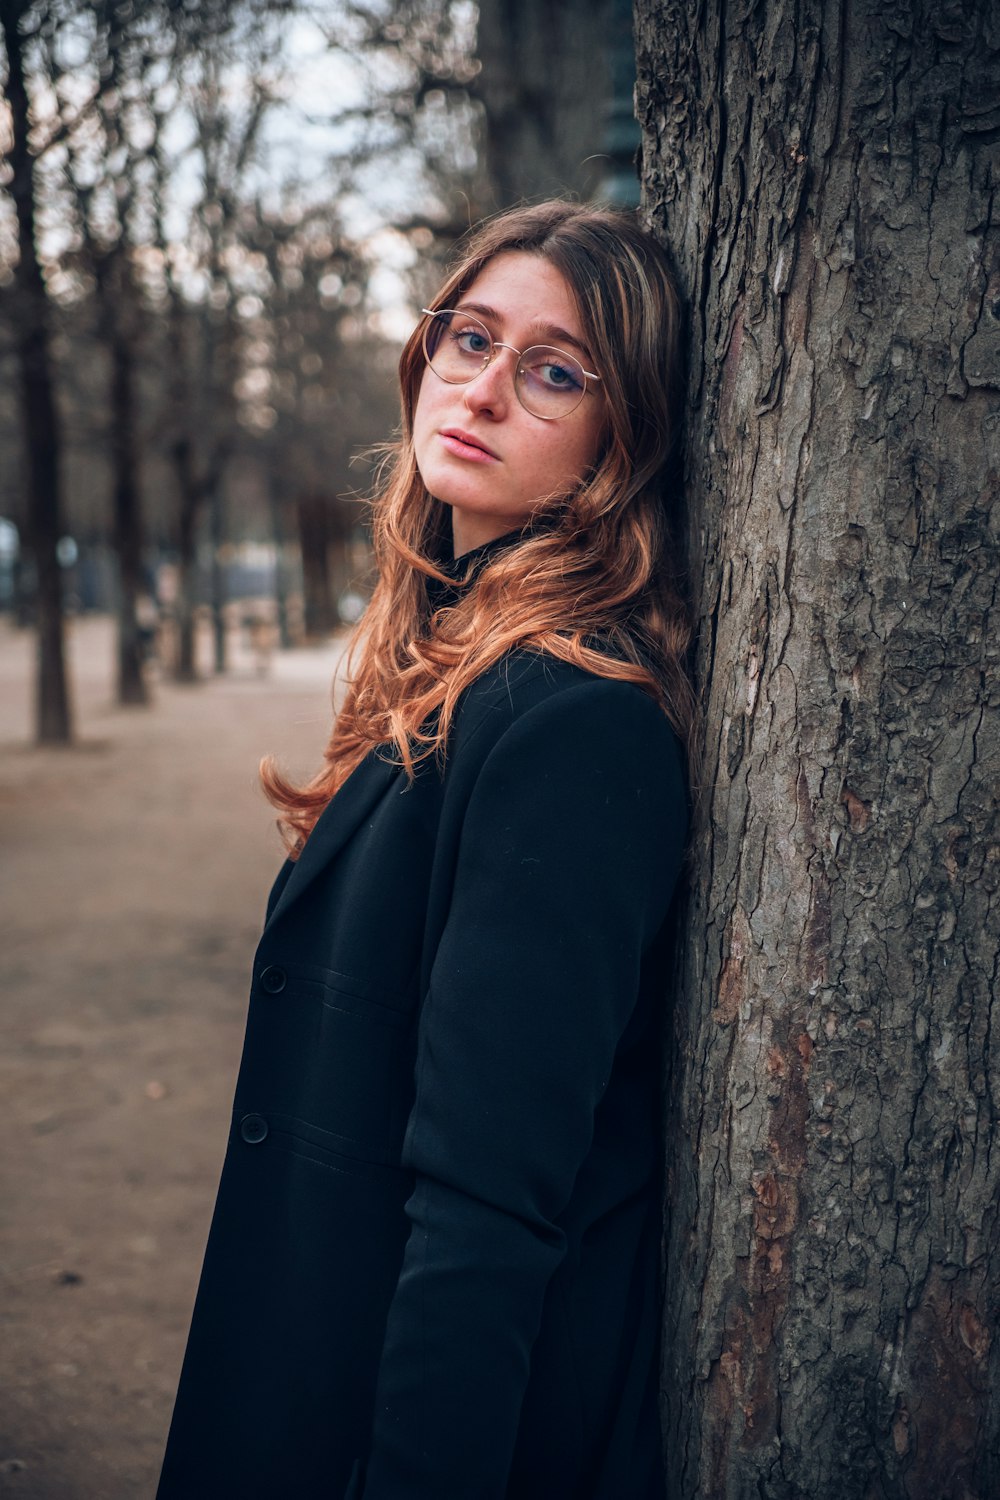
[420,308,601,421]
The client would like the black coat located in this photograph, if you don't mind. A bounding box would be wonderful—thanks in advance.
[156,622,689,1500]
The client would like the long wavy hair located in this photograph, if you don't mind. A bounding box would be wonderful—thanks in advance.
[262,200,697,854]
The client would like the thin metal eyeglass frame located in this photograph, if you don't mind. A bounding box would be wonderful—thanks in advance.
[420,308,602,421]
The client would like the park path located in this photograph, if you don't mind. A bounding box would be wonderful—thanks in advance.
[0,617,347,1499]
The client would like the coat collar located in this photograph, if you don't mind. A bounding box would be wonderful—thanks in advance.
[426,524,533,609]
[267,525,534,933]
[263,748,401,934]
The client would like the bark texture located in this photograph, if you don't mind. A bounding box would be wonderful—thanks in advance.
[634,0,999,1495]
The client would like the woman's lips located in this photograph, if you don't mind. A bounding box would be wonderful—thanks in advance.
[439,429,499,462]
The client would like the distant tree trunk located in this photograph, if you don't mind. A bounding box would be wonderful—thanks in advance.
[473,0,614,208]
[161,295,233,685]
[210,485,227,675]
[1,0,73,744]
[171,433,201,683]
[161,289,218,686]
[635,1,1000,1496]
[326,497,357,623]
[151,122,202,686]
[95,255,148,706]
[268,469,292,650]
[86,2,149,708]
[297,494,335,639]
[167,421,232,685]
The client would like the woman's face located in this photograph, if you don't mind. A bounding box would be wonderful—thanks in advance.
[412,251,606,558]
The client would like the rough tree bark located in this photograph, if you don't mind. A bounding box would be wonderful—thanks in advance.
[634,1,999,1496]
[1,0,73,744]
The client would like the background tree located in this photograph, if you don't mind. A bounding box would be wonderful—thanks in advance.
[472,0,615,208]
[634,0,1000,1495]
[240,196,392,639]
[62,0,159,705]
[0,0,73,742]
[1,0,502,711]
[153,0,286,679]
[1,0,407,696]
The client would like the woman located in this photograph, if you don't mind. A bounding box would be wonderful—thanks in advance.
[156,200,695,1500]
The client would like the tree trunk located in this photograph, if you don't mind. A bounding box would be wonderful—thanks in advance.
[297,493,335,640]
[97,257,149,706]
[1,0,73,744]
[170,433,202,684]
[83,0,150,707]
[634,1,1000,1496]
[473,0,614,208]
[210,485,227,675]
[268,468,292,650]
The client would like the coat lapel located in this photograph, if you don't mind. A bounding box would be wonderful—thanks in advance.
[263,749,401,933]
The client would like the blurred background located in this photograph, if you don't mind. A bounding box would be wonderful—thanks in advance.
[1,0,640,717]
[0,1,642,1494]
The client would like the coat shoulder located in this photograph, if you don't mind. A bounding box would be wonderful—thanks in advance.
[448,647,688,806]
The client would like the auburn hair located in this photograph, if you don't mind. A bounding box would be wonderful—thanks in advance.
[262,200,697,855]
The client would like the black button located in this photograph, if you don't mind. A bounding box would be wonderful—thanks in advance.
[240,1113,268,1145]
[260,965,286,995]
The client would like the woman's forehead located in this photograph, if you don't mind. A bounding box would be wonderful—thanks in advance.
[459,253,579,320]
[455,251,589,352]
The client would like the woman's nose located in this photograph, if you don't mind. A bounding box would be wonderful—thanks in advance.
[462,347,516,417]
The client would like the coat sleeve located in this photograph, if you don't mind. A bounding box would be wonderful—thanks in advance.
[358,678,689,1499]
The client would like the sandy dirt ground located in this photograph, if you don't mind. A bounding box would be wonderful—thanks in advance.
[0,615,347,1499]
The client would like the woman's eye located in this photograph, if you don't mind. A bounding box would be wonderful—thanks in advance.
[527,358,582,390]
[451,328,490,355]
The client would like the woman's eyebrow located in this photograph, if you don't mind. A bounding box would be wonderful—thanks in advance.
[455,301,592,362]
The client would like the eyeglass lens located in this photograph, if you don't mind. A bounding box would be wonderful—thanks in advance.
[422,310,589,419]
